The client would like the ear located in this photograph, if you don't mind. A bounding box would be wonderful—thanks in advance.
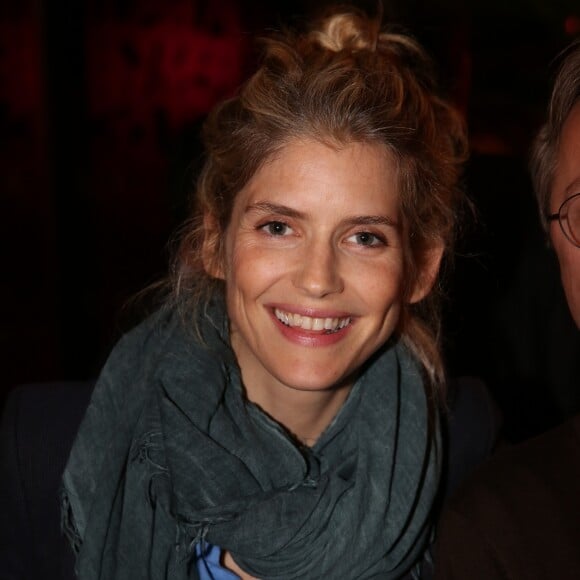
[408,243,445,304]
[202,213,225,280]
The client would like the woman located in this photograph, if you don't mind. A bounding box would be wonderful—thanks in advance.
[62,6,467,579]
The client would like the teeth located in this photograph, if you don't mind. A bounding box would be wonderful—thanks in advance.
[274,308,350,332]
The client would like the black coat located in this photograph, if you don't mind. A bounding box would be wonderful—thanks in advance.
[434,414,580,580]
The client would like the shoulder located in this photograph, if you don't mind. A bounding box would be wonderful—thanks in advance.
[449,413,580,511]
[442,376,502,499]
[86,305,184,416]
[102,306,178,375]
[435,414,580,579]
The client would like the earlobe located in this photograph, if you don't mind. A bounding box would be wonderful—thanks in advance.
[202,213,225,280]
[408,244,444,304]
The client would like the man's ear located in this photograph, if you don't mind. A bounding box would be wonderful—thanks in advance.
[202,213,225,280]
[408,243,445,304]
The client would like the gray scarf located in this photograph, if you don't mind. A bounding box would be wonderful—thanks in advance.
[62,299,440,579]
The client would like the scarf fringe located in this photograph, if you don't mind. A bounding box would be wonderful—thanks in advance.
[60,488,82,555]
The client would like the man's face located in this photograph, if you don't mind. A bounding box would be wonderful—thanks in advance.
[550,101,580,328]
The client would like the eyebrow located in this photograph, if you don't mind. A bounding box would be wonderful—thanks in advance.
[245,201,398,227]
[246,202,304,220]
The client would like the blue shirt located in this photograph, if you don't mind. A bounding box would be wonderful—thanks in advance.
[195,542,241,580]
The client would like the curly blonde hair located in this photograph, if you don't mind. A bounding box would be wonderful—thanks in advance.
[171,6,467,393]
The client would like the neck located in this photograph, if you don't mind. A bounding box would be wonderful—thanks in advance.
[245,380,353,447]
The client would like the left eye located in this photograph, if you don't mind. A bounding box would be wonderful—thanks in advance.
[348,232,385,247]
[260,221,293,236]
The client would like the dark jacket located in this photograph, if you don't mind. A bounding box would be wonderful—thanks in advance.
[434,414,580,580]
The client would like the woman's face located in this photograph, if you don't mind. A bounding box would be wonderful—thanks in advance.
[215,139,430,401]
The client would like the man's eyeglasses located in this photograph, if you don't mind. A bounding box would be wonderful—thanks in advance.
[546,192,580,248]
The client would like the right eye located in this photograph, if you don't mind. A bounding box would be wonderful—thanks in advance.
[346,231,386,247]
[260,221,293,236]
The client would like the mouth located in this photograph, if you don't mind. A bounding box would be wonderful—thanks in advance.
[274,308,352,334]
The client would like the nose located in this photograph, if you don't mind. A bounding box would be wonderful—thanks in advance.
[293,240,344,297]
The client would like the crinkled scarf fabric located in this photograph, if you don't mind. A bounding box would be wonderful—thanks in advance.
[62,300,440,579]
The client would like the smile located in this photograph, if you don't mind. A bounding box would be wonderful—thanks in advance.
[274,308,351,333]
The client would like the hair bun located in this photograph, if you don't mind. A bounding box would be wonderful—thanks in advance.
[311,11,380,53]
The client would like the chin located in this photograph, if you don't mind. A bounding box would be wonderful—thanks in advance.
[275,367,356,393]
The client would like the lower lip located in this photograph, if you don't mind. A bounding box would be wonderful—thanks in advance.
[271,312,353,347]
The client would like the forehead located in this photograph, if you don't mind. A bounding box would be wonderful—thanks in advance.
[233,138,399,214]
[553,102,580,208]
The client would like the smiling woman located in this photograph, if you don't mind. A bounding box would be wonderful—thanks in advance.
[61,5,467,580]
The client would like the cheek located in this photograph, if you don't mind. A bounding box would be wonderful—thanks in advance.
[559,248,580,292]
[227,241,283,296]
[353,259,405,303]
[552,235,580,305]
[553,234,578,279]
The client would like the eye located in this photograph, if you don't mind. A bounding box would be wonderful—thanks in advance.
[347,231,386,247]
[259,221,293,236]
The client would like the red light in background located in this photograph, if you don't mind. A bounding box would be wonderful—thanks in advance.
[564,15,580,36]
[86,20,249,130]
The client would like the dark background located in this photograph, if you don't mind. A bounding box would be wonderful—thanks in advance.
[2,0,579,442]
